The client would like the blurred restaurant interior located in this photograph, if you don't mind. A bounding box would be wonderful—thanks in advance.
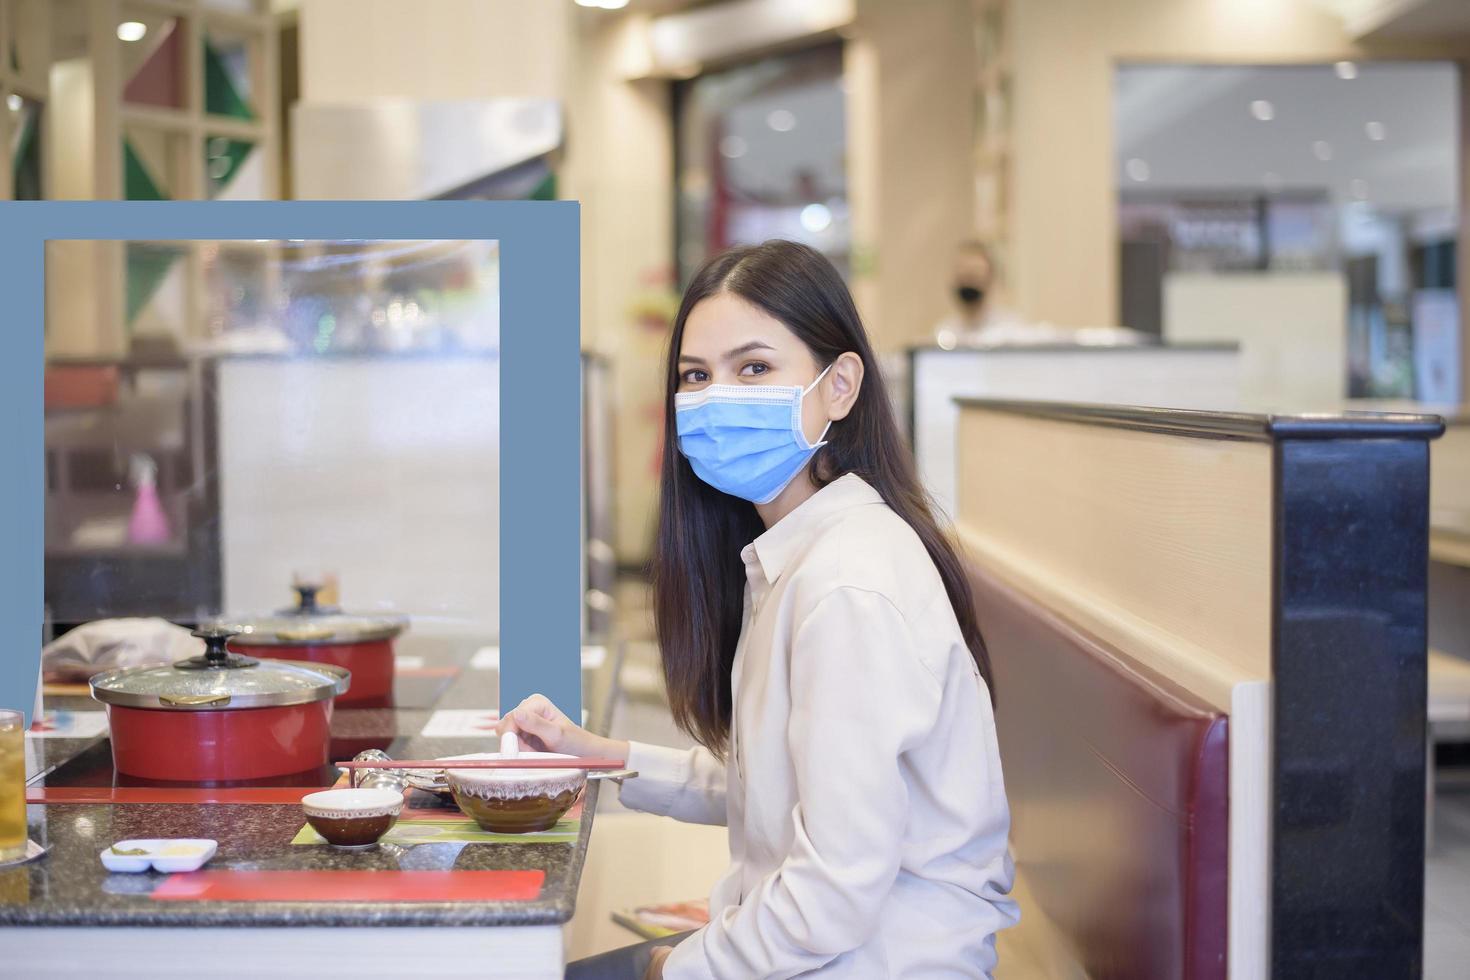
[7,0,1470,976]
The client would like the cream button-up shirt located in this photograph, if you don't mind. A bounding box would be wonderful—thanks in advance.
[620,474,1018,978]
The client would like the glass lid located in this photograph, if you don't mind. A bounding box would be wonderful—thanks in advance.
[218,584,408,646]
[90,628,349,709]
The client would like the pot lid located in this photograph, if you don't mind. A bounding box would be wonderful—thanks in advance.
[217,585,408,646]
[90,627,349,710]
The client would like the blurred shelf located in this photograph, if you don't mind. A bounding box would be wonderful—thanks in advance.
[45,543,190,560]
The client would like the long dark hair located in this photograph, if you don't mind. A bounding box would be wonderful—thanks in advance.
[652,240,993,755]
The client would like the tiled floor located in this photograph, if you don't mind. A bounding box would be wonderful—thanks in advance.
[1428,774,1470,980]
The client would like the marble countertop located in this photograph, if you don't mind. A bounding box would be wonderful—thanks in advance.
[3,641,615,928]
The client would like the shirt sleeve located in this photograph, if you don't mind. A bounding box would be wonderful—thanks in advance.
[616,740,728,826]
[663,586,942,980]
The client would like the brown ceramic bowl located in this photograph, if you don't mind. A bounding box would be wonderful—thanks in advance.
[301,788,404,850]
[445,752,585,834]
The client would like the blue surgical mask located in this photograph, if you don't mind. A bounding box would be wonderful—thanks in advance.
[675,364,833,504]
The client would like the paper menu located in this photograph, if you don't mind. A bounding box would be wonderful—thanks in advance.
[471,646,607,670]
[420,709,501,739]
[26,710,109,740]
[420,706,588,738]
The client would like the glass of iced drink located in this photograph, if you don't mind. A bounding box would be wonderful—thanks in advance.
[0,711,25,862]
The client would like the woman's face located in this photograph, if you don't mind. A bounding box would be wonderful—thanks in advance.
[677,292,833,444]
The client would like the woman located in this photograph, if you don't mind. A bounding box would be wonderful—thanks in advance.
[502,240,1018,979]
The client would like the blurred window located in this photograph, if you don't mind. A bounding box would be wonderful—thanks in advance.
[675,42,849,287]
[1115,62,1460,399]
[43,240,501,645]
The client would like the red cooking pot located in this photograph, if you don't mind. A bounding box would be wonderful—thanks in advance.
[216,584,408,707]
[90,627,349,782]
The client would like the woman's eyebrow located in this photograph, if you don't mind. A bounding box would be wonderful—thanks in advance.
[721,340,775,360]
[678,340,775,365]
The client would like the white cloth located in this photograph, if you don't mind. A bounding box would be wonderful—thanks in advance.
[41,618,201,681]
[619,474,1018,978]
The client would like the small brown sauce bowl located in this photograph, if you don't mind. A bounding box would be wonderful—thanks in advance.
[301,788,404,850]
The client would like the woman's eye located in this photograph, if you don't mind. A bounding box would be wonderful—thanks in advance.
[680,369,709,385]
[739,362,769,377]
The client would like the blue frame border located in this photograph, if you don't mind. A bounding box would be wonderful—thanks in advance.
[0,201,581,727]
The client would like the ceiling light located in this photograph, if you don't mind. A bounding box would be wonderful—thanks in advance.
[117,21,147,42]
[599,0,629,9]
[719,136,747,159]
[766,109,797,132]
[799,203,832,233]
[5,94,21,113]
[1312,140,1333,162]
[1334,61,1357,80]
[1125,158,1150,182]
[1250,100,1275,122]
[1365,120,1386,141]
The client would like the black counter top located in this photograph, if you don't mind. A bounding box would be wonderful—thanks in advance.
[4,643,607,928]
[3,786,598,927]
[954,397,1447,443]
[909,340,1239,355]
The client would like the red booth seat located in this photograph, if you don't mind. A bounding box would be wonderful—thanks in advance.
[969,561,1229,980]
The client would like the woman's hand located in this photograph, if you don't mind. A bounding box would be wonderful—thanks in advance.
[495,693,629,761]
[644,945,672,980]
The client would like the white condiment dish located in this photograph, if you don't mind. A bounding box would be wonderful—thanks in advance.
[99,838,218,873]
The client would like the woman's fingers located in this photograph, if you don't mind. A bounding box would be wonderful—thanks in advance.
[525,693,569,724]
[495,716,550,753]
[510,703,565,750]
[497,695,556,732]
[493,693,610,758]
[494,698,552,750]
[503,693,567,725]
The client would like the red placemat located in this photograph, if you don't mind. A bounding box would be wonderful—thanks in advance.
[27,786,332,805]
[151,869,546,903]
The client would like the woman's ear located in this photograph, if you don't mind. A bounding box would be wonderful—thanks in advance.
[825,351,864,421]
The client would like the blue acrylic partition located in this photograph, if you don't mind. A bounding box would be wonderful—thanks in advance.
[0,201,582,727]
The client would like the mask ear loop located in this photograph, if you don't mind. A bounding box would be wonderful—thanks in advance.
[802,361,837,448]
[802,362,834,396]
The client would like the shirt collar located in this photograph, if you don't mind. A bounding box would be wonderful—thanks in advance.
[740,473,885,587]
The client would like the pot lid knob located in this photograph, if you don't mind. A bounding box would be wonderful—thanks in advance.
[292,583,322,614]
[182,626,258,671]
